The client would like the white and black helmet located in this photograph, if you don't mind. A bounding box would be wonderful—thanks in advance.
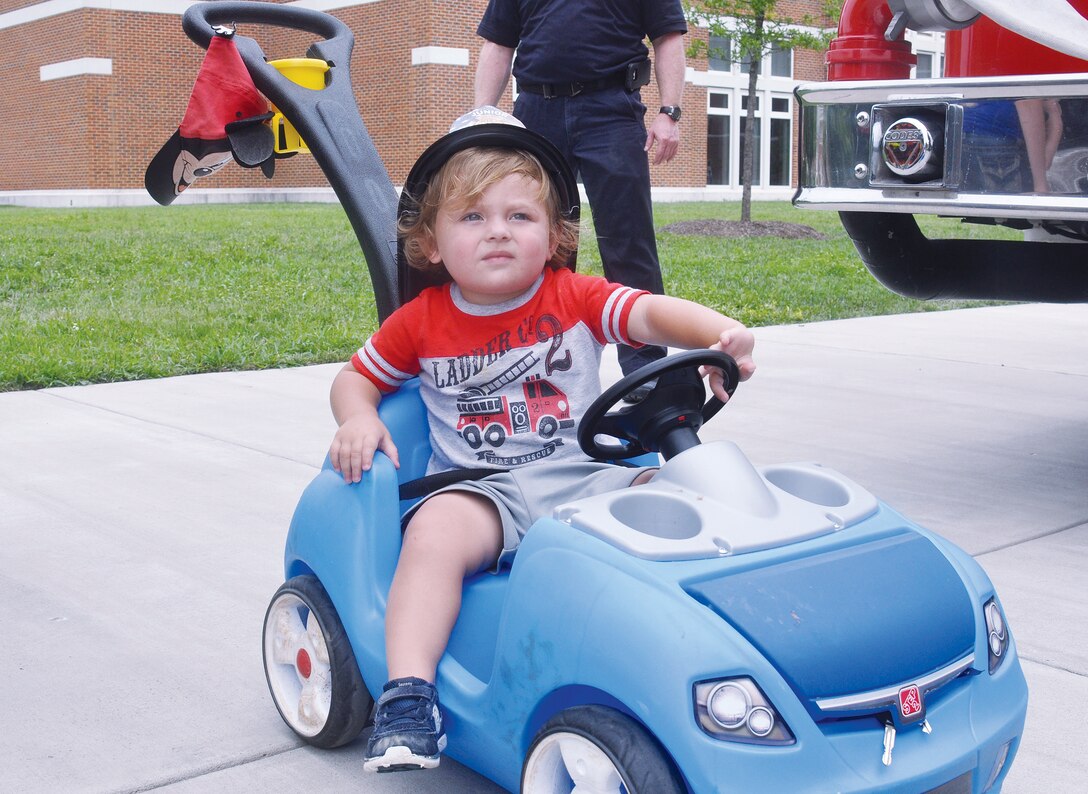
[398,106,580,303]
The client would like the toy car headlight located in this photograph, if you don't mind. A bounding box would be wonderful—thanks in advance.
[694,678,794,744]
[984,597,1009,673]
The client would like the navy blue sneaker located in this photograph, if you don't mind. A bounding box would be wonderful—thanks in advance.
[363,677,446,772]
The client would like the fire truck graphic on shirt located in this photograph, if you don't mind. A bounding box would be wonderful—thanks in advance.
[454,351,575,449]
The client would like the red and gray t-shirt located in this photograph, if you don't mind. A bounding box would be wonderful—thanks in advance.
[352,267,647,473]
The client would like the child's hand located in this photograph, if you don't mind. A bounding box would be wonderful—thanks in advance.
[707,327,756,402]
[330,414,400,484]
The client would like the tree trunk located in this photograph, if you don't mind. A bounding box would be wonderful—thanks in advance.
[741,12,765,223]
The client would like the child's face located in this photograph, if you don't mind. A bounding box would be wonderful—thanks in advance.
[427,173,558,305]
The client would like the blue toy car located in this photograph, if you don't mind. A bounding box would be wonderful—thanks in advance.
[261,349,1027,793]
[167,5,1026,791]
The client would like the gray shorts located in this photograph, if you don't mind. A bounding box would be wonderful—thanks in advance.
[402,461,654,570]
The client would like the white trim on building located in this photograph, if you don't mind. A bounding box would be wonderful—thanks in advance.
[40,57,112,81]
[411,47,470,67]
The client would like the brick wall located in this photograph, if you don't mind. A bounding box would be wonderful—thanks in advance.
[1,0,836,194]
[2,12,97,190]
[776,0,838,24]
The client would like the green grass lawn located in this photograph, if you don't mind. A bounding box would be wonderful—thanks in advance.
[0,201,1014,391]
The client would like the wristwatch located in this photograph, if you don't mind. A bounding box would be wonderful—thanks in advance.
[659,105,682,122]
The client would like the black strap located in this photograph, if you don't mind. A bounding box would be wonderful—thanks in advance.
[517,72,625,98]
[398,468,502,500]
[397,459,636,500]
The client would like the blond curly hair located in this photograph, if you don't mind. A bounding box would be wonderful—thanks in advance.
[399,146,579,279]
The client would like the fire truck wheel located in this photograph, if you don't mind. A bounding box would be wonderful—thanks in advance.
[538,416,558,438]
[485,424,507,447]
[462,425,483,449]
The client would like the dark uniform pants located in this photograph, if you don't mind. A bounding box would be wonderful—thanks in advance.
[515,88,668,375]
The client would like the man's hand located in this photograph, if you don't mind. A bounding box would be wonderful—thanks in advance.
[645,114,679,165]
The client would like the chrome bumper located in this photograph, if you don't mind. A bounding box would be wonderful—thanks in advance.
[794,73,1088,222]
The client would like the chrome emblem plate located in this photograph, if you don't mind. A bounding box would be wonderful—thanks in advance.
[882,117,934,177]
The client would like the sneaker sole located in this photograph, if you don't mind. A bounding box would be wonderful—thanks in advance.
[363,744,443,773]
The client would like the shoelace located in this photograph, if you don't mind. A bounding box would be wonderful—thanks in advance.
[378,691,432,731]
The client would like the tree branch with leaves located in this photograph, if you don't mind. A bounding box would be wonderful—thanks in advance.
[685,0,839,221]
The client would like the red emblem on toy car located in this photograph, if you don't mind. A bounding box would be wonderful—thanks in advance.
[899,684,924,720]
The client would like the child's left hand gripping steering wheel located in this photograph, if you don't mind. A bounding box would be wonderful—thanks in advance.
[577,350,739,462]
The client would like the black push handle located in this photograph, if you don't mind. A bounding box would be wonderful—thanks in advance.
[182,1,350,48]
[180,2,401,322]
[182,2,353,83]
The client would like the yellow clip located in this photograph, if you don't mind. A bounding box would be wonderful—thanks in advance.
[267,58,330,154]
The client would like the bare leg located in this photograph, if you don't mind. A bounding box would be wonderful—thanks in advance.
[385,491,504,682]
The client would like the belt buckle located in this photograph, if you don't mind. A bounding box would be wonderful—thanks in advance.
[569,81,584,97]
[543,83,557,99]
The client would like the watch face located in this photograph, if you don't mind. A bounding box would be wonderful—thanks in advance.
[661,105,681,121]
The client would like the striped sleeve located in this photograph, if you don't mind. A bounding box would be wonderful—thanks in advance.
[600,285,647,346]
[555,270,649,347]
[349,303,423,393]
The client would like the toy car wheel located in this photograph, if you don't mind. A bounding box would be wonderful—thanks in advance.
[521,705,685,794]
[262,575,372,748]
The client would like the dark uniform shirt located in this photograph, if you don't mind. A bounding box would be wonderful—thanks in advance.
[477,0,687,84]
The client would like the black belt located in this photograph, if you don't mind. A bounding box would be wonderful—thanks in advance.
[517,72,626,98]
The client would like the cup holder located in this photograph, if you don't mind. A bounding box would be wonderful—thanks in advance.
[608,492,702,540]
[764,467,851,508]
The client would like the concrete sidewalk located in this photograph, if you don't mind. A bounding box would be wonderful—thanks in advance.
[1,303,1085,793]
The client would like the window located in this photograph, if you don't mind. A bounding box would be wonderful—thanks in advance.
[916,52,933,79]
[770,117,790,185]
[707,113,731,185]
[708,35,732,72]
[706,90,791,188]
[738,49,754,74]
[708,38,794,77]
[914,51,945,78]
[769,44,792,78]
[905,30,947,78]
[703,39,795,189]
[769,94,791,187]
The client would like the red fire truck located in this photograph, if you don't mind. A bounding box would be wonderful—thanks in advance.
[456,374,574,450]
[795,0,1088,301]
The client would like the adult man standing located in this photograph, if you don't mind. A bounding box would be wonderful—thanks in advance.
[474,0,688,380]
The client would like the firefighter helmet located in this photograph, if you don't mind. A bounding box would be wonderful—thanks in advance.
[397,106,579,304]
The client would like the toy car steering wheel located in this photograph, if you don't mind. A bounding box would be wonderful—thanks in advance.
[578,350,739,462]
